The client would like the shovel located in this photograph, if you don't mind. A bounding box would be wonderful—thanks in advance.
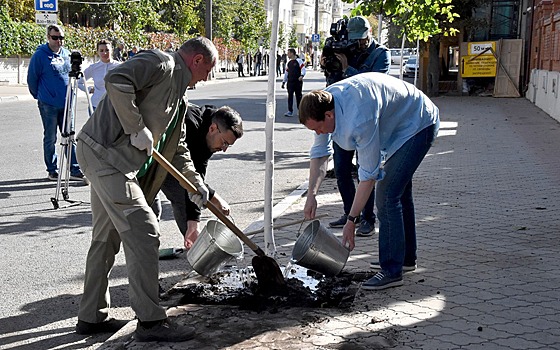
[151,149,287,295]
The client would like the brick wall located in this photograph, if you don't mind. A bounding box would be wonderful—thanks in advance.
[531,0,560,72]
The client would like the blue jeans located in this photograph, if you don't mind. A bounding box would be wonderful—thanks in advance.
[38,101,80,175]
[376,124,438,277]
[333,142,376,223]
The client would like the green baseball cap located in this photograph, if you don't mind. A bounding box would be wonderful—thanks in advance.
[348,16,371,40]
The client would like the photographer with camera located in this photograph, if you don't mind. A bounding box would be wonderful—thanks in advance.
[27,24,87,183]
[316,16,390,236]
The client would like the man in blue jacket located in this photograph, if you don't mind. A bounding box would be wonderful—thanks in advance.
[27,25,86,182]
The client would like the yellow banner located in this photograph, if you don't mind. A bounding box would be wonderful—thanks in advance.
[461,55,497,78]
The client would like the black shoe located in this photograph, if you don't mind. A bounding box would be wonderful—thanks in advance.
[48,172,58,181]
[135,318,195,342]
[329,214,349,228]
[76,318,129,335]
[356,220,375,237]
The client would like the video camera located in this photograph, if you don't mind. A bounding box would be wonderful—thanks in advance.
[69,51,84,77]
[322,19,360,84]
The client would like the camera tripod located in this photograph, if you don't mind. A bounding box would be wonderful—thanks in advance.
[50,69,93,209]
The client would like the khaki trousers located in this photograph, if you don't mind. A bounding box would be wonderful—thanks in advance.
[76,140,167,323]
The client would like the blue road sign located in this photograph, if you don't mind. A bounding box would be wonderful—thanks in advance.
[311,34,320,43]
[35,0,57,12]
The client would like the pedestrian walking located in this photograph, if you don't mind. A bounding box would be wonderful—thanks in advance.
[236,51,246,77]
[254,51,262,76]
[113,42,126,62]
[276,52,282,77]
[281,49,306,117]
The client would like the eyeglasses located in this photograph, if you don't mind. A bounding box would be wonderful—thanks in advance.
[216,125,233,151]
[49,35,64,41]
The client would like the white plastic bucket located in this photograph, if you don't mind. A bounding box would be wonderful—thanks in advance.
[187,220,244,276]
[291,220,350,276]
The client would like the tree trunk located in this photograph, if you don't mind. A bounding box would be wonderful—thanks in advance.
[426,35,441,97]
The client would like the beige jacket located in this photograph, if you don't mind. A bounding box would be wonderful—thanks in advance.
[77,49,203,188]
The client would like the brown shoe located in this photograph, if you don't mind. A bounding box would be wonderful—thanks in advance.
[135,318,195,342]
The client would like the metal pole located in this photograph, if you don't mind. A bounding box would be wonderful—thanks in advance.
[399,33,406,80]
[377,14,382,43]
[314,0,319,70]
[205,0,212,40]
[414,38,419,86]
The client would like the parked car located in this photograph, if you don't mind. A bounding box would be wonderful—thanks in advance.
[390,49,402,65]
[402,55,418,77]
[390,48,416,66]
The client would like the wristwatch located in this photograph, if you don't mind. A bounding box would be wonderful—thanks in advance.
[347,215,360,224]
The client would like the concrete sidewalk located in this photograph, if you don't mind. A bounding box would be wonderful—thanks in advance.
[95,95,560,349]
[6,68,558,348]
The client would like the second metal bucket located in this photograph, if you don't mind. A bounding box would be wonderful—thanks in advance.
[291,220,350,276]
[187,220,244,276]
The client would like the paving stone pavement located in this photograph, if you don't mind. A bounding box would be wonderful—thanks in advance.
[2,78,559,348]
[91,96,560,349]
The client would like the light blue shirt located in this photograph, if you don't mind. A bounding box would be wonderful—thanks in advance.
[309,72,439,182]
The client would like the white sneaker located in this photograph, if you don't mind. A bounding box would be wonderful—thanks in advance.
[284,111,293,117]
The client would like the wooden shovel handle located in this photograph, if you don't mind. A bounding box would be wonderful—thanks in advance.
[151,150,263,255]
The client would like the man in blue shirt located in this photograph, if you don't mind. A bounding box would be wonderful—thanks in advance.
[27,24,86,182]
[320,16,391,236]
[300,73,439,290]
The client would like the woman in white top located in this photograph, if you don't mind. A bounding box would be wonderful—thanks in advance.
[80,39,120,110]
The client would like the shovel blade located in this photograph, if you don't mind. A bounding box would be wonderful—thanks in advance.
[252,255,287,296]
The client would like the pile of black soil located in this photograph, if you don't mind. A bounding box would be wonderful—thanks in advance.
[169,266,375,312]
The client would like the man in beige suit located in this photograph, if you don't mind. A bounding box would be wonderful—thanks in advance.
[75,37,217,342]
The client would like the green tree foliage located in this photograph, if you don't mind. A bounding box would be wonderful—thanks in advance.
[0,8,19,56]
[288,26,298,49]
[1,0,35,22]
[348,0,459,42]
[209,0,267,53]
[1,0,267,58]
[278,22,287,50]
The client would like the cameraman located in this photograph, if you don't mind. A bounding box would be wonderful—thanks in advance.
[318,16,390,236]
[332,16,390,78]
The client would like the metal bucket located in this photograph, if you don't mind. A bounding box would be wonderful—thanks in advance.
[291,220,350,276]
[187,220,244,276]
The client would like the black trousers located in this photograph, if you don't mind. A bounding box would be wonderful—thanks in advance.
[287,81,303,113]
